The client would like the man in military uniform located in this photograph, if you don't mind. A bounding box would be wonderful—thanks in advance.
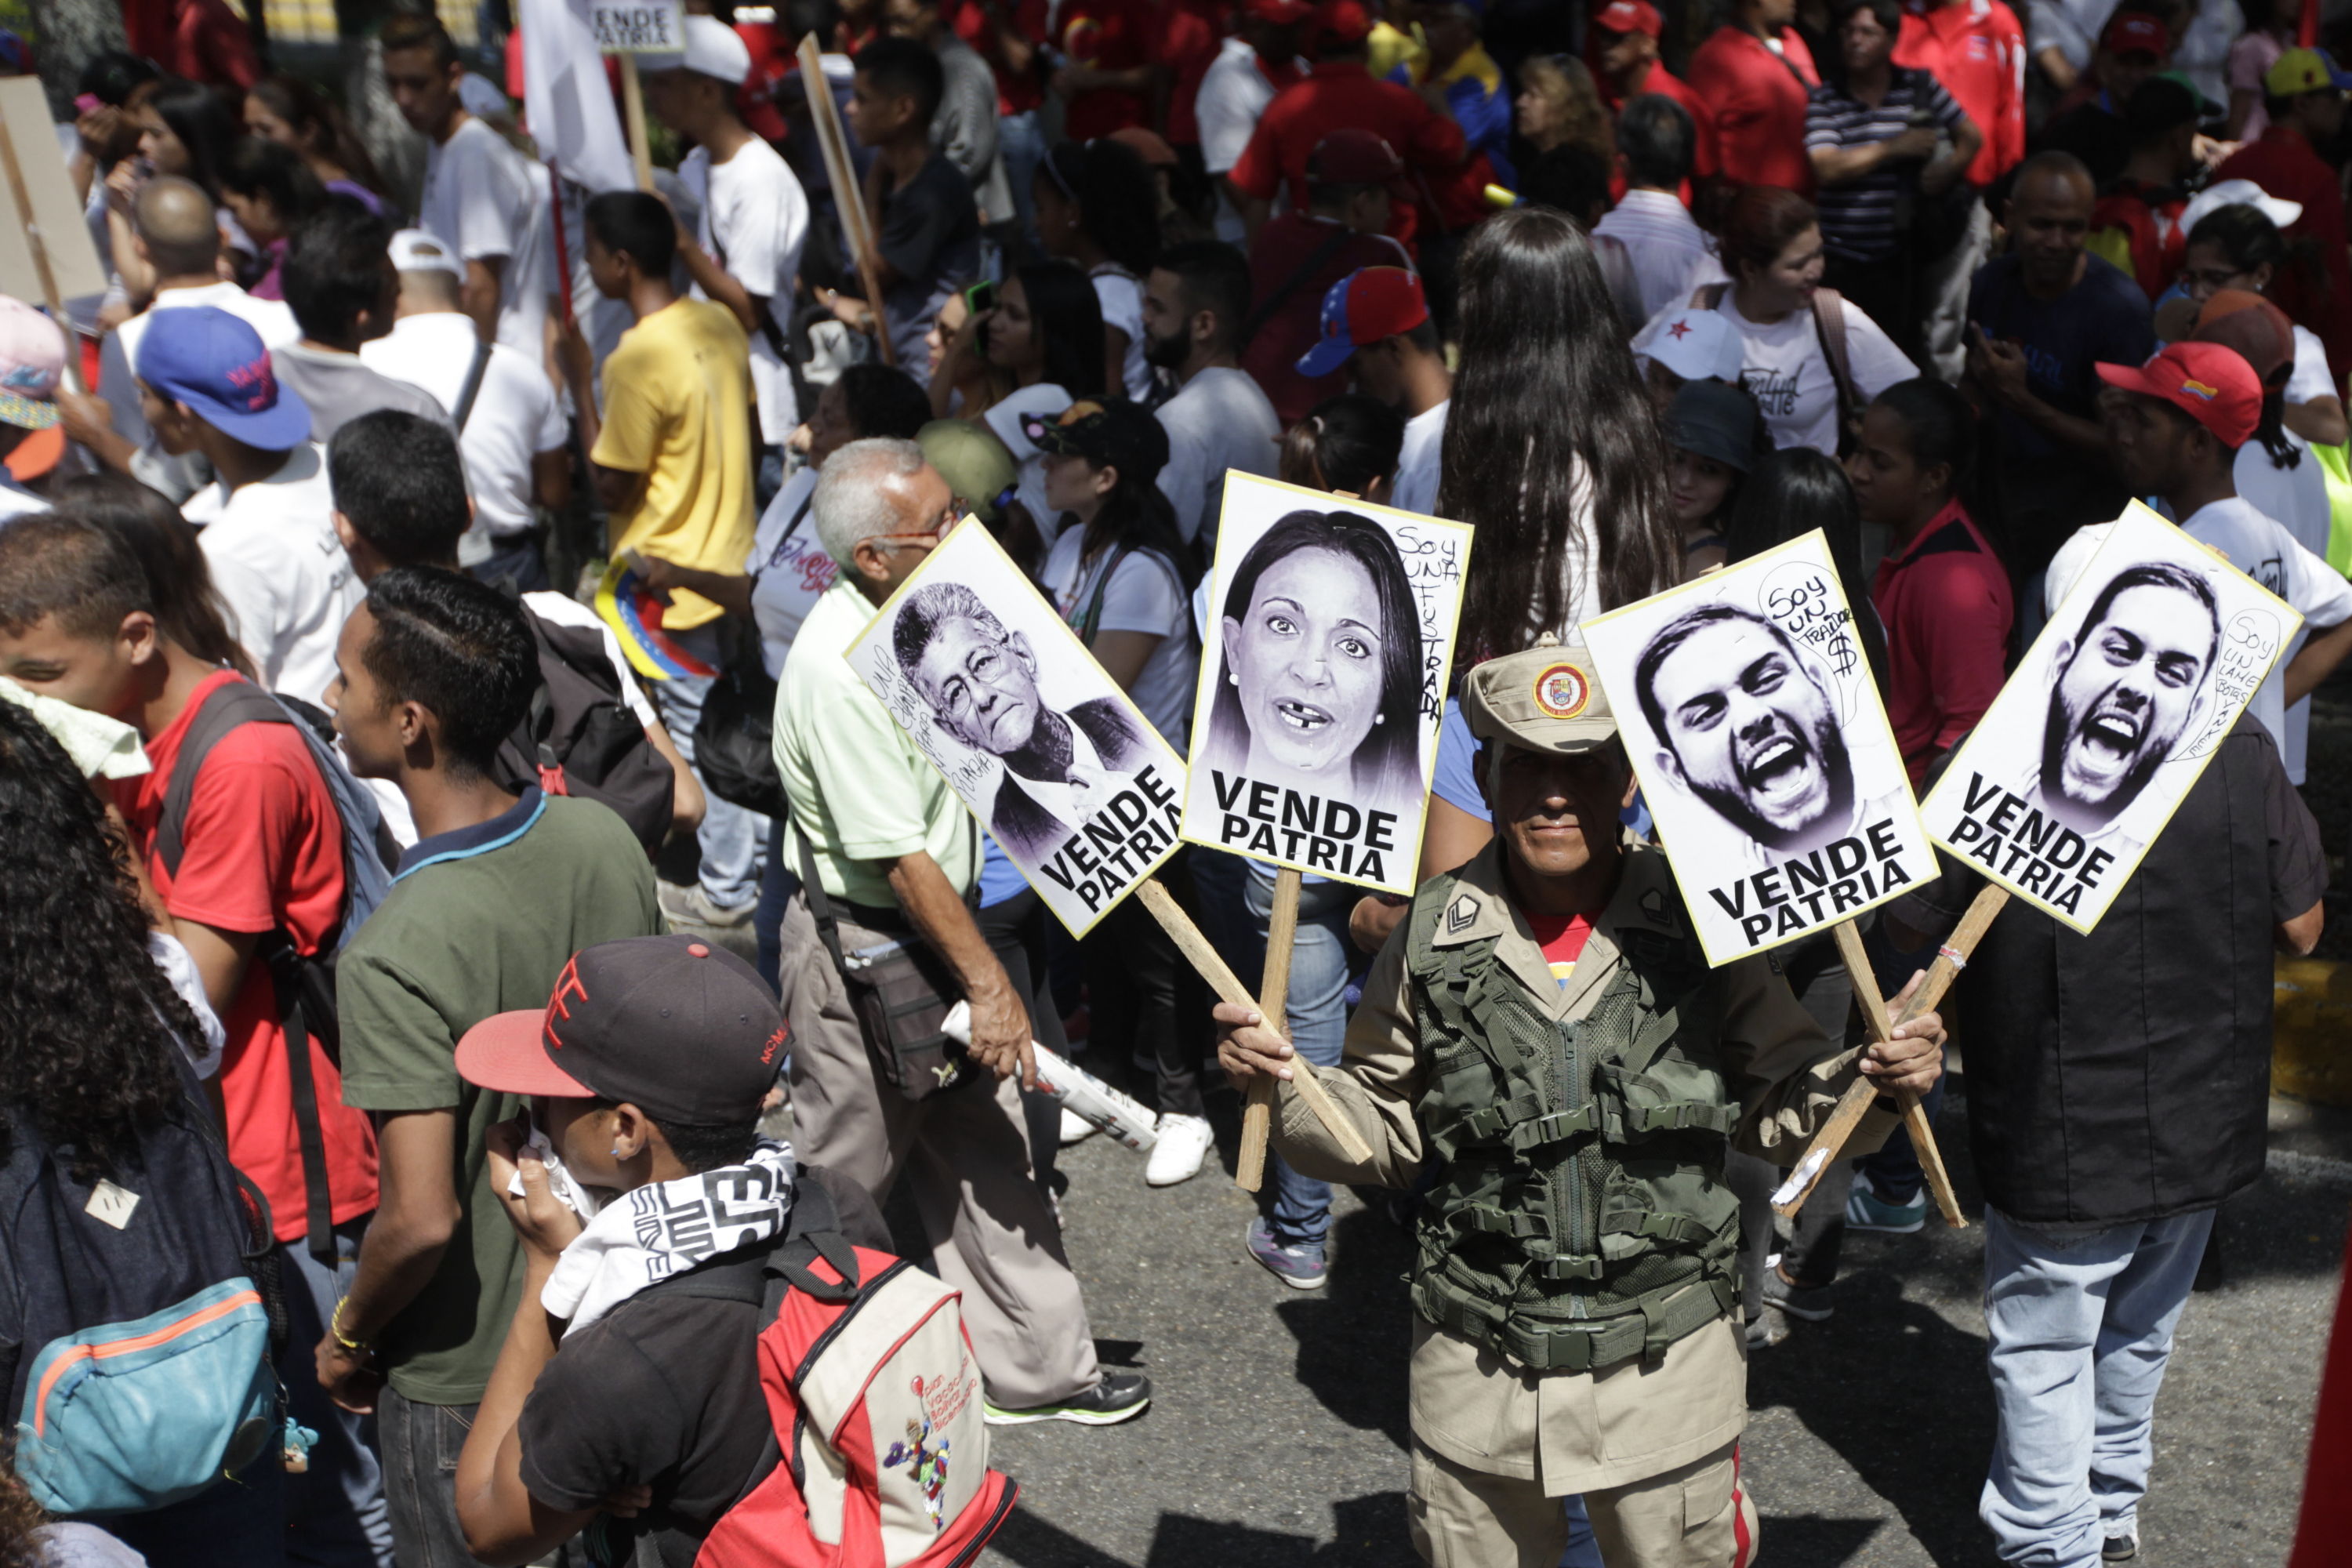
[1216,637,1947,1567]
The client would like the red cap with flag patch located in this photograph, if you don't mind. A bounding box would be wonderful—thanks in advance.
[2095,340,2263,448]
[1593,0,1663,37]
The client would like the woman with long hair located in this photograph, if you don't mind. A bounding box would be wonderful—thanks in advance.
[1698,184,1918,456]
[1033,138,1163,399]
[2177,201,2350,445]
[971,261,1109,540]
[51,472,256,681]
[1515,53,1615,162]
[1277,394,1405,504]
[1722,445,1891,695]
[136,81,238,202]
[218,137,325,299]
[245,74,393,216]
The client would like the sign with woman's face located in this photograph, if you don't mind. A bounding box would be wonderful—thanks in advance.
[846,519,1190,937]
[1918,503,2299,933]
[1178,474,1473,895]
[1581,531,1936,966]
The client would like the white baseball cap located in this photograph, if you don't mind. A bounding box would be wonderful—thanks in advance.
[1634,307,1746,385]
[388,229,466,278]
[648,15,753,85]
[2179,178,2303,238]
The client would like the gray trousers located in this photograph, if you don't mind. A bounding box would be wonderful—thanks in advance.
[775,889,1102,1409]
[1917,195,1993,383]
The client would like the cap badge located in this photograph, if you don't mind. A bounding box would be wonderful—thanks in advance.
[543,956,589,1050]
[2180,378,2219,401]
[1532,662,1592,720]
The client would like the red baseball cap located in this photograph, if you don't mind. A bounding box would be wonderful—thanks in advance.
[1314,0,1374,44]
[2096,341,2263,447]
[2102,10,2169,59]
[1298,267,1428,377]
[1592,0,1663,38]
[1245,0,1316,22]
[1309,128,1405,184]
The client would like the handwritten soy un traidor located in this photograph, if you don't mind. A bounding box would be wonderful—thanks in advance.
[1704,817,1916,944]
[1211,771,1400,882]
[1944,774,2116,915]
[1030,764,1183,914]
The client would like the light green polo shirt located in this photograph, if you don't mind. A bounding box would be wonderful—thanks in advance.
[774,575,975,908]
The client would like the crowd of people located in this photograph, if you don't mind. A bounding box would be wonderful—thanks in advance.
[0,0,2343,1563]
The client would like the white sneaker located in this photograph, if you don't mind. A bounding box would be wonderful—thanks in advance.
[1058,1109,1099,1146]
[1145,1114,1214,1186]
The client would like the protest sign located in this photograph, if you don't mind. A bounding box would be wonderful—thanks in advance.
[1179,473,1471,895]
[1918,503,2299,932]
[0,78,106,388]
[590,0,682,49]
[1581,530,1936,966]
[844,520,1188,937]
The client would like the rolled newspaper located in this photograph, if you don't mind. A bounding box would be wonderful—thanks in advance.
[942,1001,1160,1152]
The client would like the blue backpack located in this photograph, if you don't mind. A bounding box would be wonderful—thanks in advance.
[1,1080,278,1517]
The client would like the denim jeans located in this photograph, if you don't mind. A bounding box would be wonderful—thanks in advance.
[466,529,550,596]
[279,1221,394,1567]
[96,1443,288,1567]
[1979,1205,2216,1566]
[379,1388,483,1568]
[755,811,799,993]
[652,621,768,911]
[1080,848,1210,1118]
[996,111,1047,255]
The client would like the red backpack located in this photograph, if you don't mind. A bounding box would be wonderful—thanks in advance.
[652,1181,1018,1568]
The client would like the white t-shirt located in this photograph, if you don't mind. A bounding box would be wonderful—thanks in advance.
[682,138,810,445]
[362,311,568,542]
[1716,291,1917,456]
[2047,497,2352,785]
[189,444,361,709]
[745,466,837,677]
[1155,365,1282,544]
[1091,265,1155,401]
[2288,321,2338,408]
[2224,442,2335,781]
[419,117,546,360]
[1041,526,1198,746]
[1197,38,1295,175]
[1392,398,1449,517]
[982,383,1075,543]
[102,282,300,448]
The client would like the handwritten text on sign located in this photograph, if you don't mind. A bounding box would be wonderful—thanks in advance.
[592,0,683,51]
[1393,521,1463,724]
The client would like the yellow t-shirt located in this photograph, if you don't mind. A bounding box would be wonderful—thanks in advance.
[592,297,756,630]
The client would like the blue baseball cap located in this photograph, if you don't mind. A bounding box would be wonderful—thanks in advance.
[133,306,311,451]
[1295,267,1428,379]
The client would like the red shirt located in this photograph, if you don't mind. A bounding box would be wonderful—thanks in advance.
[1685,24,1819,194]
[1869,499,2014,781]
[2216,126,2352,382]
[113,671,379,1243]
[125,0,260,91]
[1229,60,1469,238]
[946,0,1050,116]
[1894,0,2027,187]
[1526,911,1599,989]
[1157,0,1227,147]
[1059,0,1153,140]
[1243,212,1417,424]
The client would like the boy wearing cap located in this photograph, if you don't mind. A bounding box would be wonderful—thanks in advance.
[1217,635,1947,1568]
[447,935,891,1564]
[0,296,67,522]
[2216,47,2352,381]
[139,303,361,710]
[1240,131,1416,425]
[2072,339,2352,775]
[363,230,572,590]
[1591,0,1712,162]
[644,14,811,485]
[314,567,663,1565]
[1297,267,1451,514]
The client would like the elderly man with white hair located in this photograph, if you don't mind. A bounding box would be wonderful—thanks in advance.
[770,437,1151,1428]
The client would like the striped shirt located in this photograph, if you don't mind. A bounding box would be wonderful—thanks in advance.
[1803,70,1964,262]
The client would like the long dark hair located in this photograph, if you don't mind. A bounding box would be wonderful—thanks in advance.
[2186,201,2288,279]
[52,473,256,680]
[1207,510,1424,797]
[1280,394,1405,498]
[1722,448,1891,698]
[1443,207,1674,659]
[248,73,391,198]
[1014,259,1107,398]
[220,136,327,234]
[1070,459,1197,593]
[148,80,240,198]
[1043,140,1162,278]
[0,701,203,1181]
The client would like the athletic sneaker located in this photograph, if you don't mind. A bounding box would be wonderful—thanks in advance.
[658,880,755,929]
[1059,1108,1099,1146]
[1247,1216,1329,1289]
[1845,1170,1928,1235]
[983,1372,1152,1427]
[2102,1526,2139,1561]
[1145,1113,1215,1186]
[1762,1267,1835,1322]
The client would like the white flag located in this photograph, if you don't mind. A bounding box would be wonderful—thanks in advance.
[517,0,635,194]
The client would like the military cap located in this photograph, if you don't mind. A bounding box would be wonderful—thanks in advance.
[1461,633,1619,753]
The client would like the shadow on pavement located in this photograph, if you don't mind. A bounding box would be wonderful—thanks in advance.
[1753,1514,1886,1563]
[1272,1208,1417,1452]
[989,1492,1414,1567]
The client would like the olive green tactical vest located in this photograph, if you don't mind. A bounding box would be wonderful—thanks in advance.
[1404,872,1744,1374]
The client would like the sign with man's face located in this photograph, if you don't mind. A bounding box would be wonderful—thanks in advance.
[1582,532,1936,966]
[1919,503,2299,931]
[846,519,1188,936]
[1178,473,1473,896]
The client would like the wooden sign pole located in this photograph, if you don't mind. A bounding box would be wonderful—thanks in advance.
[1235,869,1302,1192]
[619,54,655,193]
[0,105,82,394]
[795,33,896,366]
[1134,877,1370,1167]
[1772,886,2010,1221]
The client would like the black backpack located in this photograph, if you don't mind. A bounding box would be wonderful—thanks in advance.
[494,604,676,855]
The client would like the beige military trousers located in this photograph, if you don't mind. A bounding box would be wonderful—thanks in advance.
[1410,1439,1760,1568]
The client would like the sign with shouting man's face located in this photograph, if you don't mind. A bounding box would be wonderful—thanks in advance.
[1583,532,1936,964]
